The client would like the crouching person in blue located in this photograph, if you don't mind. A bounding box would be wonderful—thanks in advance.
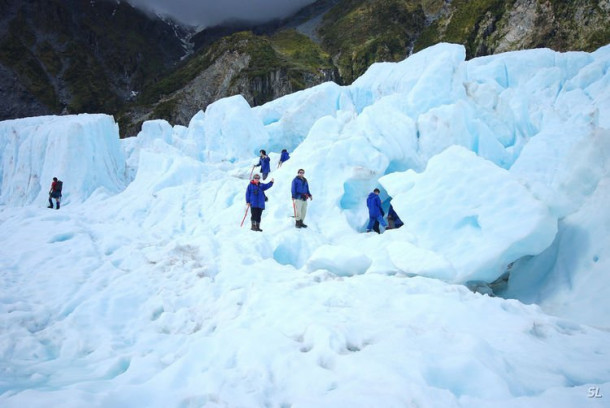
[366,188,387,233]
[387,204,404,229]
[246,173,274,231]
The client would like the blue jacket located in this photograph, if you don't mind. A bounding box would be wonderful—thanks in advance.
[257,156,271,174]
[367,192,384,218]
[246,180,273,209]
[291,176,311,200]
[280,151,290,162]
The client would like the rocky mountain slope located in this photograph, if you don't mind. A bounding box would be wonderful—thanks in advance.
[0,0,189,121]
[1,0,608,137]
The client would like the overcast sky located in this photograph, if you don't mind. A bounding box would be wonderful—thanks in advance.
[126,0,318,28]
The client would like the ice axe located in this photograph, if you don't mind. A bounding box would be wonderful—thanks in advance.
[240,204,250,227]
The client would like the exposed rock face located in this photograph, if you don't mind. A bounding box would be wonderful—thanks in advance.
[121,31,339,135]
[493,0,551,53]
[123,52,338,135]
[172,51,252,126]
[466,0,610,56]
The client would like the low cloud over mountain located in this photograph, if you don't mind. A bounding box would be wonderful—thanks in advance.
[125,0,317,27]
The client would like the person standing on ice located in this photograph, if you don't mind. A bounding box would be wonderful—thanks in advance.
[366,188,387,233]
[291,169,312,228]
[254,150,271,180]
[48,177,62,209]
[278,149,290,168]
[246,173,274,232]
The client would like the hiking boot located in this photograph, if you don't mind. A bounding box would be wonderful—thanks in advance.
[251,221,257,231]
[56,202,60,209]
[255,222,263,232]
[295,220,302,228]
[48,205,53,208]
[300,221,308,228]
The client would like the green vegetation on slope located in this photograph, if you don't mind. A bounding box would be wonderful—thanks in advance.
[414,0,506,57]
[319,0,426,83]
[543,0,610,52]
[270,29,334,72]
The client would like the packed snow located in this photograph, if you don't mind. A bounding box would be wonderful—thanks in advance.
[1,43,609,407]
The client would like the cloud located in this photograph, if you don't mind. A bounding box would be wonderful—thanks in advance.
[125,0,318,28]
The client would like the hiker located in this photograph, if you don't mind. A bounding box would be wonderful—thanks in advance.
[245,173,274,232]
[254,149,271,180]
[366,188,387,233]
[387,204,404,229]
[291,169,312,228]
[278,149,290,168]
[48,177,62,209]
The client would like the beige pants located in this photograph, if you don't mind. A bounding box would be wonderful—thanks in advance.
[294,199,308,221]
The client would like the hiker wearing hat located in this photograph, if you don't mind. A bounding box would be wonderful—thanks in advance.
[254,150,271,180]
[291,169,312,228]
[246,173,274,232]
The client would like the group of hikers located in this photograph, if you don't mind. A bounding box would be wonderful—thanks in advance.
[245,149,402,233]
[47,148,403,233]
[246,149,313,231]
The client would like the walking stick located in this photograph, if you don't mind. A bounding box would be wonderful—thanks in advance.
[292,199,297,218]
[240,204,250,227]
[249,165,255,179]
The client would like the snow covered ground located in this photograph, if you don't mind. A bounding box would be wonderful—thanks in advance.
[1,43,609,407]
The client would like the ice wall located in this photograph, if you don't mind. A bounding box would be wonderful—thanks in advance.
[0,114,126,206]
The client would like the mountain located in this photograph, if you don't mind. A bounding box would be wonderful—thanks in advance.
[0,0,189,120]
[1,0,608,137]
[118,29,339,136]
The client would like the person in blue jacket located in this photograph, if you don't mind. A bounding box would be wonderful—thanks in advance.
[366,188,387,233]
[291,168,312,228]
[246,173,274,231]
[278,149,290,168]
[255,150,271,180]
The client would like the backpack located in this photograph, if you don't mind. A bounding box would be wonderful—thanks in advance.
[55,180,63,192]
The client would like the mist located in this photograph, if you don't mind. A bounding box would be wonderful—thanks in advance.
[125,0,318,27]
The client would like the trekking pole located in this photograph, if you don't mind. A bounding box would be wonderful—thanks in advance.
[249,165,255,179]
[240,204,250,227]
[292,199,297,218]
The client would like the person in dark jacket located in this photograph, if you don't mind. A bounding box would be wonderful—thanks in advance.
[366,188,387,233]
[278,149,290,168]
[387,204,404,229]
[254,149,271,180]
[291,169,312,228]
[246,173,274,231]
[48,177,62,209]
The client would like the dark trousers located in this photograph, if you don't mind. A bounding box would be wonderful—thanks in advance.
[250,207,263,223]
[373,221,380,234]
